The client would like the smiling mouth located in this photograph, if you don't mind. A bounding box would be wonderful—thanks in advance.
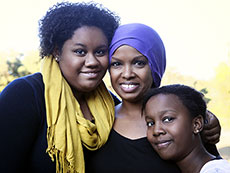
[81,71,100,78]
[155,140,172,149]
[120,83,139,92]
[121,84,136,88]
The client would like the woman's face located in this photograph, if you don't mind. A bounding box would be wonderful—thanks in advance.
[145,94,196,162]
[58,26,108,93]
[109,45,153,102]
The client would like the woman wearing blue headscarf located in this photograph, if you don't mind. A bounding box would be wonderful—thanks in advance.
[84,23,220,173]
[84,23,179,172]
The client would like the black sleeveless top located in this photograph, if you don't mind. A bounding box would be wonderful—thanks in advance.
[84,129,181,173]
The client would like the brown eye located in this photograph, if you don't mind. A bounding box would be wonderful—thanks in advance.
[74,49,86,56]
[95,49,107,57]
[146,121,154,127]
[110,61,121,67]
[163,117,175,123]
[134,60,147,67]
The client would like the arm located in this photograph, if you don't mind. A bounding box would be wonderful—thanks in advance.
[202,110,221,144]
[201,110,221,156]
[0,77,42,172]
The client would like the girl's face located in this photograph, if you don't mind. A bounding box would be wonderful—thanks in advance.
[109,45,153,102]
[144,94,196,161]
[58,26,108,93]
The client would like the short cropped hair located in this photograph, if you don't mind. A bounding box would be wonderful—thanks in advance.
[142,84,207,119]
[38,1,120,58]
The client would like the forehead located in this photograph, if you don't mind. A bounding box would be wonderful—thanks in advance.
[112,45,145,59]
[145,94,186,112]
[70,26,108,45]
[145,94,192,122]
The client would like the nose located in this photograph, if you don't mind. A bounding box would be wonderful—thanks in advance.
[85,53,99,67]
[153,122,166,136]
[121,65,135,79]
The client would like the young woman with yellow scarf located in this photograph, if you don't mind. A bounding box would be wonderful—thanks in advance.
[0,2,120,173]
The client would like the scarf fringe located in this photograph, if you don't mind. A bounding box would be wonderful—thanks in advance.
[47,148,77,173]
[46,126,77,173]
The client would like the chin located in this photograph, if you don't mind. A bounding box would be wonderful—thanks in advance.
[73,83,100,93]
[118,93,141,102]
[85,82,101,91]
[157,154,171,161]
[158,152,176,161]
[120,97,138,103]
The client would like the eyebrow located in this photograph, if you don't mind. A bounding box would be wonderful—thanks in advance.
[145,109,177,118]
[74,43,108,49]
[74,43,86,47]
[133,55,147,59]
[112,55,146,61]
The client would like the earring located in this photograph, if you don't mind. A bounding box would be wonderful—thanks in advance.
[195,129,200,134]
[55,56,59,62]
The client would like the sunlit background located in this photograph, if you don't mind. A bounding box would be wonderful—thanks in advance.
[1,0,230,160]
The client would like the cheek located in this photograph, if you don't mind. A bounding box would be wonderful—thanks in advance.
[173,123,192,145]
[59,58,81,73]
[102,57,109,68]
[142,70,153,87]
[147,129,158,149]
[109,69,119,83]
[146,128,153,142]
[98,56,109,70]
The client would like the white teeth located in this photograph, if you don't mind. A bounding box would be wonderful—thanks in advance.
[82,72,98,77]
[121,84,136,89]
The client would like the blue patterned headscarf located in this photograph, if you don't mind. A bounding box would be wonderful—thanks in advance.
[109,23,166,87]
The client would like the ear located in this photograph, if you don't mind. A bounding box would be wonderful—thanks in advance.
[192,115,204,134]
[52,48,60,62]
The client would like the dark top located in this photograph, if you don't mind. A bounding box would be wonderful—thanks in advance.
[84,129,181,173]
[0,73,55,172]
[0,72,121,173]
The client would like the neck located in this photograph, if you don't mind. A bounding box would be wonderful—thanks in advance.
[72,89,94,121]
[113,99,147,139]
[116,100,143,118]
[177,141,215,173]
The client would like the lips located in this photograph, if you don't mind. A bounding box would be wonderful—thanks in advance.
[120,82,139,92]
[81,71,100,78]
[154,140,172,150]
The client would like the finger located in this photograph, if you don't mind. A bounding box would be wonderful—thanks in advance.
[203,118,220,130]
[205,110,220,128]
[202,126,221,136]
[201,128,221,145]
[203,134,220,144]
[206,109,215,118]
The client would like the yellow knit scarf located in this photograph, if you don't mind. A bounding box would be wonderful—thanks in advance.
[41,56,115,173]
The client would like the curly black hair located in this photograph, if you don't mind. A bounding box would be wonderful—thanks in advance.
[38,1,120,58]
[142,84,207,120]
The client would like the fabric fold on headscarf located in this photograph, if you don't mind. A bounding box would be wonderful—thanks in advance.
[41,56,115,173]
[109,23,166,87]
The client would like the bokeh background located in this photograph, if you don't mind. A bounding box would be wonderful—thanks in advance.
[1,0,229,160]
